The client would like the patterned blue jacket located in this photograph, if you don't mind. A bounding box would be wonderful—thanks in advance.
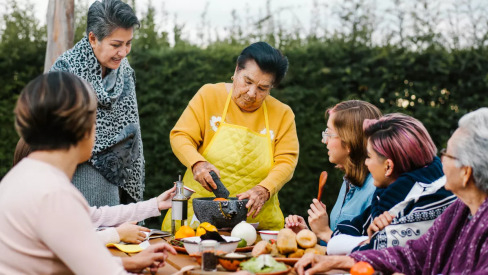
[332,157,457,251]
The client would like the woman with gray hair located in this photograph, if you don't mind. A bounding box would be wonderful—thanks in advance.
[295,108,488,275]
[50,0,143,206]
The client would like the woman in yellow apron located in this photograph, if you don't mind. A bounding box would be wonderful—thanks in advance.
[163,42,299,230]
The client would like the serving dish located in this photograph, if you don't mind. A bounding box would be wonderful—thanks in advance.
[218,253,253,271]
[181,235,240,254]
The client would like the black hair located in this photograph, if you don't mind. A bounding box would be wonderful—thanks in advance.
[236,42,289,86]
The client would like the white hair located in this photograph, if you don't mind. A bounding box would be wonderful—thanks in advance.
[453,108,488,193]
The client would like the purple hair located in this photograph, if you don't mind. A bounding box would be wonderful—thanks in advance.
[363,113,437,177]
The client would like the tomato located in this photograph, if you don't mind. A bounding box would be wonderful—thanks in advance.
[350,261,375,275]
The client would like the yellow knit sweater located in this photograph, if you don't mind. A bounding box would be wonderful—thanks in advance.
[170,83,299,195]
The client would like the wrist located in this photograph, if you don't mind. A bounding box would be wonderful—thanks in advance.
[318,227,333,242]
[121,257,138,271]
[332,256,356,270]
[258,185,271,200]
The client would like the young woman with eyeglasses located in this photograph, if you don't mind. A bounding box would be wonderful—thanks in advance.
[285,100,381,244]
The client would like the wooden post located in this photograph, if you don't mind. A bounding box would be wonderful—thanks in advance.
[43,0,75,73]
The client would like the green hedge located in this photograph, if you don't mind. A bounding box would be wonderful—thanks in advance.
[1,4,488,229]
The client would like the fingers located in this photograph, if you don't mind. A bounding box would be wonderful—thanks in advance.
[205,174,217,190]
[384,211,394,222]
[139,226,150,233]
[295,253,315,275]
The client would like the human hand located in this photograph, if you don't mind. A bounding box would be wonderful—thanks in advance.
[285,215,309,233]
[295,254,355,275]
[307,199,332,242]
[157,186,176,211]
[367,211,394,239]
[192,161,220,191]
[116,221,150,244]
[123,243,177,273]
[236,185,270,218]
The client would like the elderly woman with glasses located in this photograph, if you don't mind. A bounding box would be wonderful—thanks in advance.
[162,42,298,230]
[285,100,381,244]
[292,110,488,275]
[50,0,143,206]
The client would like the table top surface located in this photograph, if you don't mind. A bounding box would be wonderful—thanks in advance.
[109,237,347,274]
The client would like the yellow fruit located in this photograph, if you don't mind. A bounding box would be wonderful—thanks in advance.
[174,225,195,239]
[196,222,217,236]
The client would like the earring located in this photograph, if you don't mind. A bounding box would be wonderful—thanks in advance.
[231,76,234,81]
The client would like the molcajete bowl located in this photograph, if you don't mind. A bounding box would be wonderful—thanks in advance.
[193,197,249,229]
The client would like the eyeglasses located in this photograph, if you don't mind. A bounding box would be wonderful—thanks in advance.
[322,128,338,143]
[439,148,458,161]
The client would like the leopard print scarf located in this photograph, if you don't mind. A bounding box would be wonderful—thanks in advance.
[50,36,144,202]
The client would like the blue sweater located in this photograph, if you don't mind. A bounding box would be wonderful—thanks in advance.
[332,157,457,251]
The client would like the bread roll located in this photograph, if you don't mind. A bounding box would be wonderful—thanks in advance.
[304,244,327,255]
[296,229,317,249]
[288,249,305,258]
[252,240,272,257]
[277,228,298,254]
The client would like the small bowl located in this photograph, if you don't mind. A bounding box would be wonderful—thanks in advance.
[258,230,279,242]
[181,236,241,255]
[218,253,252,271]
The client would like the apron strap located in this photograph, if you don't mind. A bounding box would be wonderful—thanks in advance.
[223,88,270,136]
[221,89,233,123]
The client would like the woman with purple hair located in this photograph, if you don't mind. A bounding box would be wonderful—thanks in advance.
[323,113,456,255]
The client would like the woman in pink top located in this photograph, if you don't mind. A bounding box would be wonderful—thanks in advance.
[0,71,175,274]
[13,137,177,245]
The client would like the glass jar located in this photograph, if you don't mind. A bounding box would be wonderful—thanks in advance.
[199,240,219,271]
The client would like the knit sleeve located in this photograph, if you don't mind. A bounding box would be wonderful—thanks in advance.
[333,206,372,237]
[258,106,299,196]
[89,198,160,227]
[349,211,440,275]
[170,85,209,168]
[96,227,120,245]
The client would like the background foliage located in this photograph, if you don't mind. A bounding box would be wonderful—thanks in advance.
[0,0,487,228]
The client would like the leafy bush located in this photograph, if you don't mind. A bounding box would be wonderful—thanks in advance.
[0,1,487,228]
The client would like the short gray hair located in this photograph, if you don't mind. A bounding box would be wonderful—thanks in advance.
[86,0,140,40]
[452,108,488,192]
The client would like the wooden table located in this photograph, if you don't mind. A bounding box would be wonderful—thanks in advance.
[109,237,237,274]
[109,238,347,274]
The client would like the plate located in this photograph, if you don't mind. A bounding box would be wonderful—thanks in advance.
[240,266,293,275]
[235,245,255,252]
[274,257,298,265]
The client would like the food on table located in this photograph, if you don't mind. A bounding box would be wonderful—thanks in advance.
[174,225,195,239]
[237,239,247,248]
[213,198,229,201]
[252,240,272,257]
[277,228,297,254]
[304,244,327,255]
[296,229,317,248]
[169,239,184,247]
[350,261,375,275]
[196,222,218,236]
[288,248,305,258]
[200,230,227,242]
[240,254,288,273]
[269,243,285,258]
[218,253,252,271]
[231,221,257,245]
